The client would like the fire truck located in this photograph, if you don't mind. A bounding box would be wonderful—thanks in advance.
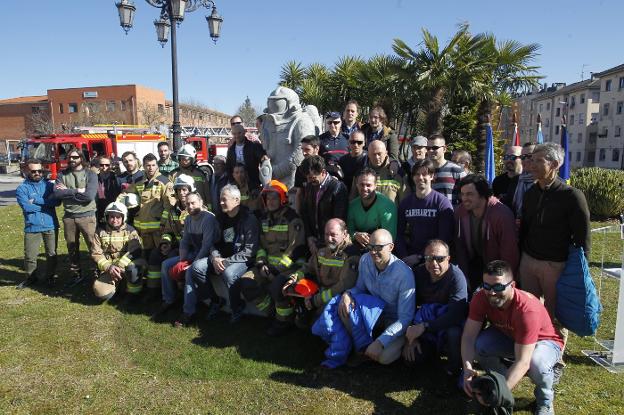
[21,133,166,179]
[184,127,258,164]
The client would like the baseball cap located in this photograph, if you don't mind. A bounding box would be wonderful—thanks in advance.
[410,135,428,147]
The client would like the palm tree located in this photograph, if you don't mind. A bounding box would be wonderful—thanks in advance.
[279,60,306,93]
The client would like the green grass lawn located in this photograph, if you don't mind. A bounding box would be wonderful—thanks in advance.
[1,204,623,414]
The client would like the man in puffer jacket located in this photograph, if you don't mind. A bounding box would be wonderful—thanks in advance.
[16,159,61,288]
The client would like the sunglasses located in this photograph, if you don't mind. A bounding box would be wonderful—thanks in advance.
[327,120,341,125]
[100,163,111,167]
[349,140,364,145]
[231,121,242,125]
[424,255,448,263]
[29,170,43,174]
[69,155,81,160]
[427,146,443,151]
[481,280,513,293]
[503,155,521,161]
[520,154,532,160]
[366,243,392,252]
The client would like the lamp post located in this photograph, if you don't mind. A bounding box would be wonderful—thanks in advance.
[115,0,223,151]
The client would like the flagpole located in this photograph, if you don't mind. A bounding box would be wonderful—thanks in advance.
[537,113,544,144]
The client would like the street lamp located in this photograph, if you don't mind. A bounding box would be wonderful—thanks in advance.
[115,0,223,151]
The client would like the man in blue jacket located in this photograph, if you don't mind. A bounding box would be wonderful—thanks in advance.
[338,229,415,365]
[16,159,61,288]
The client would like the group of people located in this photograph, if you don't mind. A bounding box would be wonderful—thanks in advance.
[16,103,591,415]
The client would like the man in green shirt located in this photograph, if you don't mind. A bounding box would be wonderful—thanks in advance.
[157,142,179,175]
[347,167,397,250]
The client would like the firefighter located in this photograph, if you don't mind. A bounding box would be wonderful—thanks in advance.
[169,144,213,211]
[239,180,307,333]
[147,174,195,309]
[92,202,146,300]
[292,218,360,325]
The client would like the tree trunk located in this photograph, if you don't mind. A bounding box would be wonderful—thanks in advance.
[426,88,445,136]
[473,99,492,174]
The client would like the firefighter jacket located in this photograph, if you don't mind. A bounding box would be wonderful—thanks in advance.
[124,174,174,234]
[169,166,212,211]
[91,223,143,273]
[296,239,361,308]
[256,206,306,275]
[160,202,188,246]
[349,157,405,204]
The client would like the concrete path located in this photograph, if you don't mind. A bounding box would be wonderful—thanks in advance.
[0,173,24,207]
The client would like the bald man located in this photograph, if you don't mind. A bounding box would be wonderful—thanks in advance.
[339,229,415,365]
[226,123,266,190]
[492,145,522,203]
[350,140,405,204]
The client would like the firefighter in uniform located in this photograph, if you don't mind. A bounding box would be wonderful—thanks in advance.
[239,180,307,335]
[119,153,174,295]
[147,174,195,306]
[292,218,360,322]
[92,202,146,300]
[169,144,213,211]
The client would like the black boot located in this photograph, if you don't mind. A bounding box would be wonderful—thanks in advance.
[17,275,38,290]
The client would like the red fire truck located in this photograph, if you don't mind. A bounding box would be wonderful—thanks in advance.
[21,133,166,179]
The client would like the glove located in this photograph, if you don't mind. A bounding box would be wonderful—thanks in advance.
[169,260,191,282]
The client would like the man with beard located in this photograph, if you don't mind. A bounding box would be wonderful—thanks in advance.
[157,141,178,175]
[347,168,397,250]
[396,159,454,266]
[239,180,307,333]
[95,156,121,224]
[462,260,563,415]
[350,140,404,204]
[53,147,98,286]
[360,106,399,160]
[16,159,60,288]
[116,151,145,187]
[173,193,220,327]
[492,146,522,206]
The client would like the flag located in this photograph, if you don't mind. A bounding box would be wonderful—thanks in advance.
[537,122,544,144]
[485,123,495,184]
[512,123,521,146]
[560,123,570,182]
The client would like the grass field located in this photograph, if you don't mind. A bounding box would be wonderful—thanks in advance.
[1,204,623,414]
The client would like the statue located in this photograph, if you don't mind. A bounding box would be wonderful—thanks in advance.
[260,86,316,189]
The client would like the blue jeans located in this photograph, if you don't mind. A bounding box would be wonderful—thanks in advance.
[160,255,181,305]
[184,258,248,315]
[475,327,561,408]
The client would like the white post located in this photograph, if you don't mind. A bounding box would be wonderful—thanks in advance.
[613,225,624,364]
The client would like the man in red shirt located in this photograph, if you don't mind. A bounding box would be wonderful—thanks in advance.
[461,260,563,415]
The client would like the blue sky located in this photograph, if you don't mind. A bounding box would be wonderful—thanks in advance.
[1,0,622,115]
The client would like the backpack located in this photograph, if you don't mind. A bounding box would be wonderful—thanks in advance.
[555,245,602,337]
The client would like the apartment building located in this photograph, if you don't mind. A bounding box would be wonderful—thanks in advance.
[592,64,624,169]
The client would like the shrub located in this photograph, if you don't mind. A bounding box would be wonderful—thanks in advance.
[571,167,624,218]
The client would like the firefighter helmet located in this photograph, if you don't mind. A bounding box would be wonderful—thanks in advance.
[294,279,319,297]
[104,201,128,222]
[261,179,288,205]
[173,173,196,193]
[93,274,116,300]
[177,144,197,161]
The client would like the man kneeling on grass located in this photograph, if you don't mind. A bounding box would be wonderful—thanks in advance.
[338,229,415,365]
[461,260,563,415]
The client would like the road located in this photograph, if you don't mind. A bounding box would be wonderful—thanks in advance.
[0,172,23,207]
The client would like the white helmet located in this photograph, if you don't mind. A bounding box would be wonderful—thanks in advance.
[177,144,197,161]
[105,201,129,222]
[174,174,196,192]
[122,193,140,209]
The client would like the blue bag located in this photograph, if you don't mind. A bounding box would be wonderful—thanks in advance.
[555,245,602,337]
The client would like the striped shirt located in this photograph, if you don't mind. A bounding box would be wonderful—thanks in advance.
[432,161,466,206]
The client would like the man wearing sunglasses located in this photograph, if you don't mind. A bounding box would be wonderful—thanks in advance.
[53,148,98,287]
[462,260,563,415]
[338,131,367,194]
[319,112,349,164]
[95,156,121,224]
[16,159,61,288]
[339,229,415,365]
[427,134,466,206]
[403,240,467,376]
[510,142,537,218]
[492,146,522,203]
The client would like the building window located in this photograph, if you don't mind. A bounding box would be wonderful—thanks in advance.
[620,77,624,90]
[547,102,551,111]
[31,106,40,114]
[556,107,560,117]
[576,152,581,162]
[59,103,64,114]
[86,102,101,114]
[545,118,550,127]
[571,96,576,107]
[68,103,78,113]
[613,149,621,162]
[539,103,543,112]
[588,151,595,162]
[616,126,622,137]
[579,113,584,125]
[617,101,623,114]
[580,94,585,104]
[603,103,610,116]
[569,114,574,124]
[107,100,116,112]
[605,80,612,91]
[121,100,127,111]
[158,104,164,114]
[599,148,606,161]
[555,125,560,135]
[578,133,583,143]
